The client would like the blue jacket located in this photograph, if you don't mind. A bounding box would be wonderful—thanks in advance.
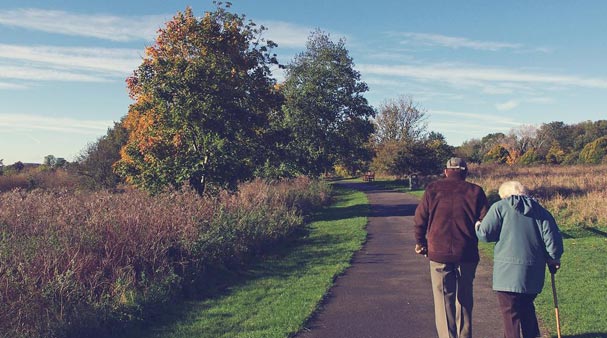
[476,195,564,294]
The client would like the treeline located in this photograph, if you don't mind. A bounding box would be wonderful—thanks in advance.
[4,2,607,193]
[3,3,376,194]
[456,120,607,165]
[82,4,374,194]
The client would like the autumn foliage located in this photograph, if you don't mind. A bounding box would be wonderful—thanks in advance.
[115,5,282,194]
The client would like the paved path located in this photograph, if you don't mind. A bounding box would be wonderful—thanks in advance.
[296,182,506,338]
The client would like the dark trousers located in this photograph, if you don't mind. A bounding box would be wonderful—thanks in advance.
[496,291,541,338]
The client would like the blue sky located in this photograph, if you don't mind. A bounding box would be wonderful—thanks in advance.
[1,1,607,164]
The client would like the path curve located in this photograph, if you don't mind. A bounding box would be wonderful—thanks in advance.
[296,182,505,338]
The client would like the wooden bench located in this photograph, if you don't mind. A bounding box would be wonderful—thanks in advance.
[363,171,375,182]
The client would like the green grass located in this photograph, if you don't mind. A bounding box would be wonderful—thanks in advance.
[480,235,607,338]
[535,236,607,338]
[122,185,368,338]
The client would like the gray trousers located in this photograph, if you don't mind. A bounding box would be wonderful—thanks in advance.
[429,260,478,338]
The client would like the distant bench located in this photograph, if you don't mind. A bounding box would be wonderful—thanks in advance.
[363,171,375,182]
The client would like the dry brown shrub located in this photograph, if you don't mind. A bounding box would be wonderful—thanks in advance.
[468,164,607,229]
[0,177,330,338]
[0,168,84,193]
[0,174,29,191]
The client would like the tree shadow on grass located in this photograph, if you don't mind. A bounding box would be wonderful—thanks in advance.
[561,227,607,239]
[530,186,586,199]
[311,203,369,222]
[334,180,408,194]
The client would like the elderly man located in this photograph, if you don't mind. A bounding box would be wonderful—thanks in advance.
[476,181,564,338]
[414,157,489,338]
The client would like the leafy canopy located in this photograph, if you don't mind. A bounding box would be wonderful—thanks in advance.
[281,30,375,176]
[114,4,281,194]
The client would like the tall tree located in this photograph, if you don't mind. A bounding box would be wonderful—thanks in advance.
[391,132,452,177]
[76,121,128,189]
[43,155,56,167]
[281,30,375,176]
[373,96,428,144]
[370,96,428,175]
[455,138,483,164]
[114,4,282,194]
[535,121,572,155]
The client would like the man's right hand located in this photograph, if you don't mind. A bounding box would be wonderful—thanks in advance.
[415,244,428,256]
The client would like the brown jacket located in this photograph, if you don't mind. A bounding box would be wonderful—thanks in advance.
[414,176,488,263]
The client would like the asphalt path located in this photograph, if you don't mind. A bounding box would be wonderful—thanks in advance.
[295,182,512,338]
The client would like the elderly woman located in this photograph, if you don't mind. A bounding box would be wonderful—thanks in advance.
[476,181,564,338]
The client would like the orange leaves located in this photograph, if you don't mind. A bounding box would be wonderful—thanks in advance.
[144,46,158,59]
[115,4,281,194]
[172,132,183,148]
[118,146,134,165]
[505,148,520,165]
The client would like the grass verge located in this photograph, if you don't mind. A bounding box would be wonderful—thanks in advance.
[121,185,368,338]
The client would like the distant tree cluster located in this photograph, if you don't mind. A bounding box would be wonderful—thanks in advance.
[454,120,607,165]
[369,96,453,177]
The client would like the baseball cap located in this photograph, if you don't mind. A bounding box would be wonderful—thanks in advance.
[446,157,467,170]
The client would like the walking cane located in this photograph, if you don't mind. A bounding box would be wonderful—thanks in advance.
[550,271,562,338]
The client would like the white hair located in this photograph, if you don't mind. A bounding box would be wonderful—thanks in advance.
[498,181,528,199]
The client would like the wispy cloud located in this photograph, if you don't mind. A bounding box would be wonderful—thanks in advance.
[428,109,522,143]
[0,113,112,135]
[259,20,350,51]
[0,43,141,75]
[259,20,313,49]
[0,65,110,82]
[396,32,522,51]
[0,81,28,90]
[495,100,520,111]
[431,109,521,127]
[0,8,165,42]
[527,96,555,104]
[430,121,514,141]
[358,63,607,91]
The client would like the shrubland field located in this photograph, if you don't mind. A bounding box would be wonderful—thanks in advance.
[0,176,331,338]
[469,163,607,231]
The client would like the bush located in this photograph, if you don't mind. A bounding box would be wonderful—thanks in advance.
[579,136,607,164]
[517,148,543,165]
[0,177,330,338]
[483,144,510,164]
